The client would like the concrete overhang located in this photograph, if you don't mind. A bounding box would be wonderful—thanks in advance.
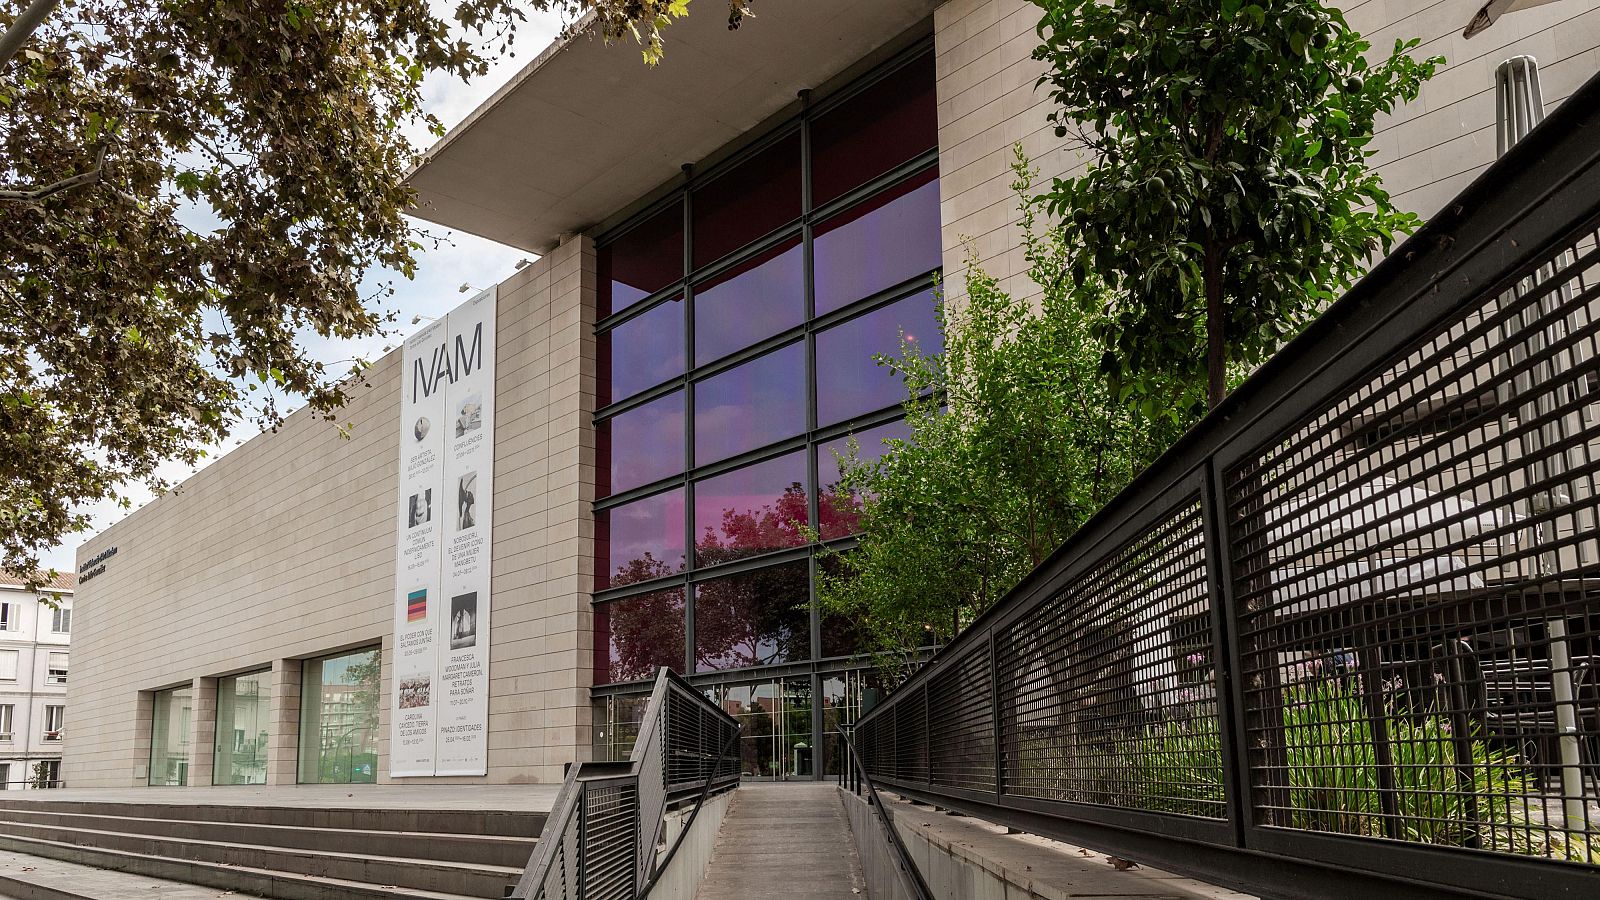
[405,0,939,254]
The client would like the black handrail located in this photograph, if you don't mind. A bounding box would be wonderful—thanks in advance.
[638,722,742,898]
[838,725,933,900]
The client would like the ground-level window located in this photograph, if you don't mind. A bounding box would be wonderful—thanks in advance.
[42,704,63,741]
[215,669,271,785]
[298,647,380,785]
[0,763,8,788]
[149,685,192,785]
[33,760,60,788]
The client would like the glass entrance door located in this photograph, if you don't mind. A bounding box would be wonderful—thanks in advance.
[708,677,813,780]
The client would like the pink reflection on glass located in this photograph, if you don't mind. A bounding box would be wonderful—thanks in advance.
[602,298,685,405]
[693,239,803,366]
[694,451,808,567]
[814,171,942,316]
[815,292,940,427]
[598,488,686,590]
[602,391,684,496]
[595,588,686,685]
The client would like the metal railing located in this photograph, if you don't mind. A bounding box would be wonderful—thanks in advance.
[851,70,1600,900]
[511,668,739,900]
[837,725,933,900]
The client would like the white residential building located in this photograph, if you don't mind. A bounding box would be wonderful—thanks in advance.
[0,572,73,790]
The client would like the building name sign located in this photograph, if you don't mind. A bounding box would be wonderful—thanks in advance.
[389,288,497,778]
[78,545,118,583]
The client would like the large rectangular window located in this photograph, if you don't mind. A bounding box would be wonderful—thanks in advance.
[298,648,380,785]
[0,603,14,631]
[592,44,940,696]
[51,607,69,634]
[215,670,271,785]
[149,686,191,785]
[42,705,63,741]
[45,652,67,685]
[0,704,12,741]
[0,650,16,681]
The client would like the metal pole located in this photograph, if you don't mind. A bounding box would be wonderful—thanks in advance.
[1493,55,1587,838]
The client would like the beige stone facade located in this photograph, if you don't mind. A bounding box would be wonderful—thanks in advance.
[66,238,597,788]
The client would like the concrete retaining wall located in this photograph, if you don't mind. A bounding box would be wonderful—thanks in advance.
[648,788,735,900]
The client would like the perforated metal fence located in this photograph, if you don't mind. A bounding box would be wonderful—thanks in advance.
[851,72,1600,900]
[512,669,739,900]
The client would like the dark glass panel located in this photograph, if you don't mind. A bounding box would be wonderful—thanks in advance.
[597,488,686,590]
[600,298,685,405]
[693,238,804,366]
[815,417,913,540]
[693,561,810,672]
[815,292,941,427]
[692,133,802,269]
[595,588,686,685]
[693,342,805,465]
[599,201,684,316]
[600,391,684,496]
[813,171,942,315]
[811,52,938,206]
[693,451,808,567]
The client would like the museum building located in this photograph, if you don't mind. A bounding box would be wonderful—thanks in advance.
[63,0,1600,788]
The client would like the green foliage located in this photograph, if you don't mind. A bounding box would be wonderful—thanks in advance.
[1032,0,1440,409]
[1131,717,1226,816]
[0,0,741,583]
[816,151,1185,673]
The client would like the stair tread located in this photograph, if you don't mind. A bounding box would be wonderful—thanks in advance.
[0,820,524,875]
[0,835,495,900]
[0,809,536,844]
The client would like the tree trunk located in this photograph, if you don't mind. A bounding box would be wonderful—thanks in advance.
[1204,241,1226,408]
[0,0,63,69]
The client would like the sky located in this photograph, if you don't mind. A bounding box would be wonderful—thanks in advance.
[38,7,572,573]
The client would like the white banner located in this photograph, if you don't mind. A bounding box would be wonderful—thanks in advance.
[436,288,496,776]
[389,286,496,777]
[391,319,448,778]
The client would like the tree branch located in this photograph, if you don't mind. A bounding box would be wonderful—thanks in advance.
[0,145,107,202]
[0,0,62,69]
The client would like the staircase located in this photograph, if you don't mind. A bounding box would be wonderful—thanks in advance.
[0,795,541,899]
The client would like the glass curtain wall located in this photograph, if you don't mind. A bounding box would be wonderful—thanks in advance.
[149,685,193,786]
[592,41,941,773]
[214,670,271,785]
[298,648,380,784]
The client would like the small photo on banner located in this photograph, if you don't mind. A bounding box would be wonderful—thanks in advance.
[407,589,428,623]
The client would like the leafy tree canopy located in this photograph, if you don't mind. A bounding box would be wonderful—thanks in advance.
[817,154,1185,675]
[0,0,747,583]
[1033,0,1440,411]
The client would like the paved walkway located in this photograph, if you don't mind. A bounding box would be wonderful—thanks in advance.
[0,849,264,899]
[6,784,559,812]
[694,782,865,900]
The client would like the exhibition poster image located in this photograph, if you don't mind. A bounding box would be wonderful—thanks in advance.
[390,318,447,777]
[437,288,495,776]
[389,286,496,777]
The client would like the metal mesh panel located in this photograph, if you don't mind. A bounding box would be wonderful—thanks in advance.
[928,643,995,791]
[1227,217,1600,861]
[996,498,1224,817]
[525,793,581,900]
[893,684,929,782]
[580,782,638,900]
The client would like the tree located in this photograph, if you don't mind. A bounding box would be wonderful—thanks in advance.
[816,152,1184,673]
[0,0,748,584]
[1033,0,1440,410]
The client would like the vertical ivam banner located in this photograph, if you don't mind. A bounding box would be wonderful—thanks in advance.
[390,286,496,777]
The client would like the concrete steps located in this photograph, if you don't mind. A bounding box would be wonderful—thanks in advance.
[0,797,542,900]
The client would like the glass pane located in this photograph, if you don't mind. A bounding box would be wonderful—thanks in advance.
[814,171,942,316]
[298,648,381,784]
[692,133,802,269]
[149,686,193,786]
[600,391,685,496]
[693,561,810,672]
[214,671,271,785]
[693,343,805,466]
[600,201,683,316]
[694,451,808,567]
[816,418,911,540]
[815,293,940,428]
[595,588,686,685]
[592,693,653,762]
[598,488,687,590]
[601,298,685,405]
[693,238,804,366]
[812,52,939,207]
